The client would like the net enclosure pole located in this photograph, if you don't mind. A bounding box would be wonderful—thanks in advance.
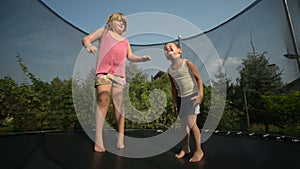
[283,0,300,71]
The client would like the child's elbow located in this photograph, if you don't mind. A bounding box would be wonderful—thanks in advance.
[82,38,87,45]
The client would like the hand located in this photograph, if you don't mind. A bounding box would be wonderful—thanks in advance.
[85,44,97,54]
[142,55,151,61]
[173,105,178,113]
[191,95,202,107]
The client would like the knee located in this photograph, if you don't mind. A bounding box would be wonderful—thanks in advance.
[98,91,110,107]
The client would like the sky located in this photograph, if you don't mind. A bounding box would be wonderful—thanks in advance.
[1,0,259,84]
[39,0,257,84]
[1,0,299,86]
[40,0,256,44]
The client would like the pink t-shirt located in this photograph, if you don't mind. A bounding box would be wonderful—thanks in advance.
[96,31,129,77]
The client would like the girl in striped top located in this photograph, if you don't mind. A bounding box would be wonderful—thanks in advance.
[164,42,204,162]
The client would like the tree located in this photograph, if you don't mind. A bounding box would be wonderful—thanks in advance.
[237,51,283,132]
[4,54,80,132]
[211,63,247,131]
[209,63,227,130]
[263,91,300,135]
[0,76,19,130]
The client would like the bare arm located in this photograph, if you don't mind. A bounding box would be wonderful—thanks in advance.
[82,27,106,54]
[186,60,204,105]
[127,43,151,62]
[168,74,178,113]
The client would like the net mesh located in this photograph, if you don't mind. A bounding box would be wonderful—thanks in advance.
[0,0,299,135]
[1,0,299,85]
[0,0,87,83]
[131,0,300,85]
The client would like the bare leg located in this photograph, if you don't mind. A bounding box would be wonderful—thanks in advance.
[175,132,191,158]
[94,84,111,152]
[187,115,204,162]
[112,86,125,149]
[175,117,191,158]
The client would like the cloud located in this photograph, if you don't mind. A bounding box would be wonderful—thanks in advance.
[224,57,242,66]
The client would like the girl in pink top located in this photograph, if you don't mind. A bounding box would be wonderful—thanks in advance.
[82,12,151,153]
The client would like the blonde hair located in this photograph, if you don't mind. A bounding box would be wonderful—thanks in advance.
[105,12,127,34]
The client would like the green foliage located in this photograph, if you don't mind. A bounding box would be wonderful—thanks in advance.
[218,99,247,131]
[237,51,284,132]
[72,68,96,130]
[262,91,300,133]
[0,54,299,137]
[124,71,178,129]
[0,54,80,132]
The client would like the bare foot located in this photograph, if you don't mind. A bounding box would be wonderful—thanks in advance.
[116,143,125,149]
[116,134,125,149]
[175,148,190,159]
[189,150,204,162]
[94,144,105,153]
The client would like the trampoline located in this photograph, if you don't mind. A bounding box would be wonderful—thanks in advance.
[1,1,300,169]
[1,130,299,169]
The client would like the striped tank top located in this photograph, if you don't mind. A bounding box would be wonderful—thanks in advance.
[168,59,198,97]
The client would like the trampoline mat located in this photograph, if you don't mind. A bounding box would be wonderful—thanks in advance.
[0,130,299,169]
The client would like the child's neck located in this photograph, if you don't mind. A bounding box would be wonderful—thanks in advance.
[171,57,182,64]
[110,30,124,41]
[170,57,183,69]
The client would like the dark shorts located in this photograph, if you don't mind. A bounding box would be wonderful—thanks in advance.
[177,93,200,116]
